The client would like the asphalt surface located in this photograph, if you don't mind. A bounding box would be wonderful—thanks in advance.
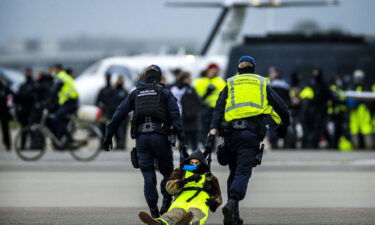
[1,150,375,225]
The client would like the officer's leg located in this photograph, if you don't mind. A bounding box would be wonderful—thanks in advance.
[223,131,259,225]
[152,134,174,214]
[227,158,237,198]
[228,148,256,201]
[136,134,160,217]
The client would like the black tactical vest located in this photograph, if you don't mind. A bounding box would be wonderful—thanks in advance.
[133,83,168,124]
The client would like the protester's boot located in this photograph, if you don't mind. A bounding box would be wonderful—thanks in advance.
[222,199,237,225]
[234,201,243,225]
[138,211,163,225]
[160,197,172,215]
[150,206,160,218]
[175,211,193,225]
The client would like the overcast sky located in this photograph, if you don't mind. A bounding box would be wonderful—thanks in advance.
[1,0,374,45]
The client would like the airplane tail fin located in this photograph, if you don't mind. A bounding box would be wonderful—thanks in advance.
[166,0,339,56]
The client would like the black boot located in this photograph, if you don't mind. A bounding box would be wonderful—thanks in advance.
[234,201,243,225]
[222,199,237,225]
[160,197,172,215]
[150,206,160,218]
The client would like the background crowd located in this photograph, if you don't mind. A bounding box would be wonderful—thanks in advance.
[0,63,374,151]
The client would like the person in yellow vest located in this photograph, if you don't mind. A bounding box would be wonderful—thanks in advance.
[348,70,373,149]
[49,64,79,144]
[205,56,290,225]
[194,64,226,143]
[138,150,222,225]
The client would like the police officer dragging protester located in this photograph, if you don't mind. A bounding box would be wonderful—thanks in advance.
[138,149,222,225]
[103,65,188,218]
[205,56,290,225]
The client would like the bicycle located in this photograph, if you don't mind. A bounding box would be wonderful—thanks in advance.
[14,108,103,161]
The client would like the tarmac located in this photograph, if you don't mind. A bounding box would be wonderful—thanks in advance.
[1,150,375,225]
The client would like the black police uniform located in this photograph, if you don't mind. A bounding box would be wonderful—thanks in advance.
[104,72,185,217]
[210,68,290,225]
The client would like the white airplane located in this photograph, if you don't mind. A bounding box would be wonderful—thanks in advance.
[75,0,338,105]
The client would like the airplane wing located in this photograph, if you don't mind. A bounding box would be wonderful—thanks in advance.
[166,0,339,8]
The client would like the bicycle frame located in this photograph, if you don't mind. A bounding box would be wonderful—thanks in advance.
[30,109,74,149]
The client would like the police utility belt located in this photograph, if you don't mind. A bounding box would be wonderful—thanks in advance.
[221,118,265,138]
[137,121,166,134]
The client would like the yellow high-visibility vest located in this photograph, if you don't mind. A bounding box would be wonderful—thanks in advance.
[194,76,226,108]
[224,73,281,124]
[55,71,79,105]
[300,86,314,99]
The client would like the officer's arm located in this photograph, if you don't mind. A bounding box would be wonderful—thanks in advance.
[210,86,228,130]
[267,86,290,125]
[105,90,135,139]
[165,90,185,138]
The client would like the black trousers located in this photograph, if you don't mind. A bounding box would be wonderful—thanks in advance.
[225,130,260,201]
[136,133,174,209]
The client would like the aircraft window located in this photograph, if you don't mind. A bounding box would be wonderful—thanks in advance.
[106,65,132,80]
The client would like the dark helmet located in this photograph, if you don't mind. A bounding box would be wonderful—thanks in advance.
[145,64,162,83]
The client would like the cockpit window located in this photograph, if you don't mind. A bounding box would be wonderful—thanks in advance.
[105,65,132,80]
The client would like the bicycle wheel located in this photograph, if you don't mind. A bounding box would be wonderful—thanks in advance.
[69,123,103,161]
[15,126,46,161]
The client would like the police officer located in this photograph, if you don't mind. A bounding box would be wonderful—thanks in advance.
[103,65,187,218]
[300,68,331,148]
[49,64,79,144]
[206,56,290,225]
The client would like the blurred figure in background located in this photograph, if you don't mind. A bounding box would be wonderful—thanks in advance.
[14,68,36,127]
[167,68,182,89]
[326,75,349,150]
[267,66,290,149]
[112,76,129,150]
[194,64,226,144]
[0,76,12,151]
[288,71,303,149]
[14,68,37,149]
[96,73,115,138]
[347,70,373,149]
[65,68,74,77]
[48,64,79,146]
[300,68,331,148]
[170,71,201,151]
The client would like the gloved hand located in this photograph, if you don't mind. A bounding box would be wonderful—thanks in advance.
[103,138,113,151]
[205,198,219,212]
[274,124,288,138]
[203,133,215,157]
[179,174,201,187]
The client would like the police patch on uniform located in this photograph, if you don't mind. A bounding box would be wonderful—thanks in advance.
[137,90,157,97]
